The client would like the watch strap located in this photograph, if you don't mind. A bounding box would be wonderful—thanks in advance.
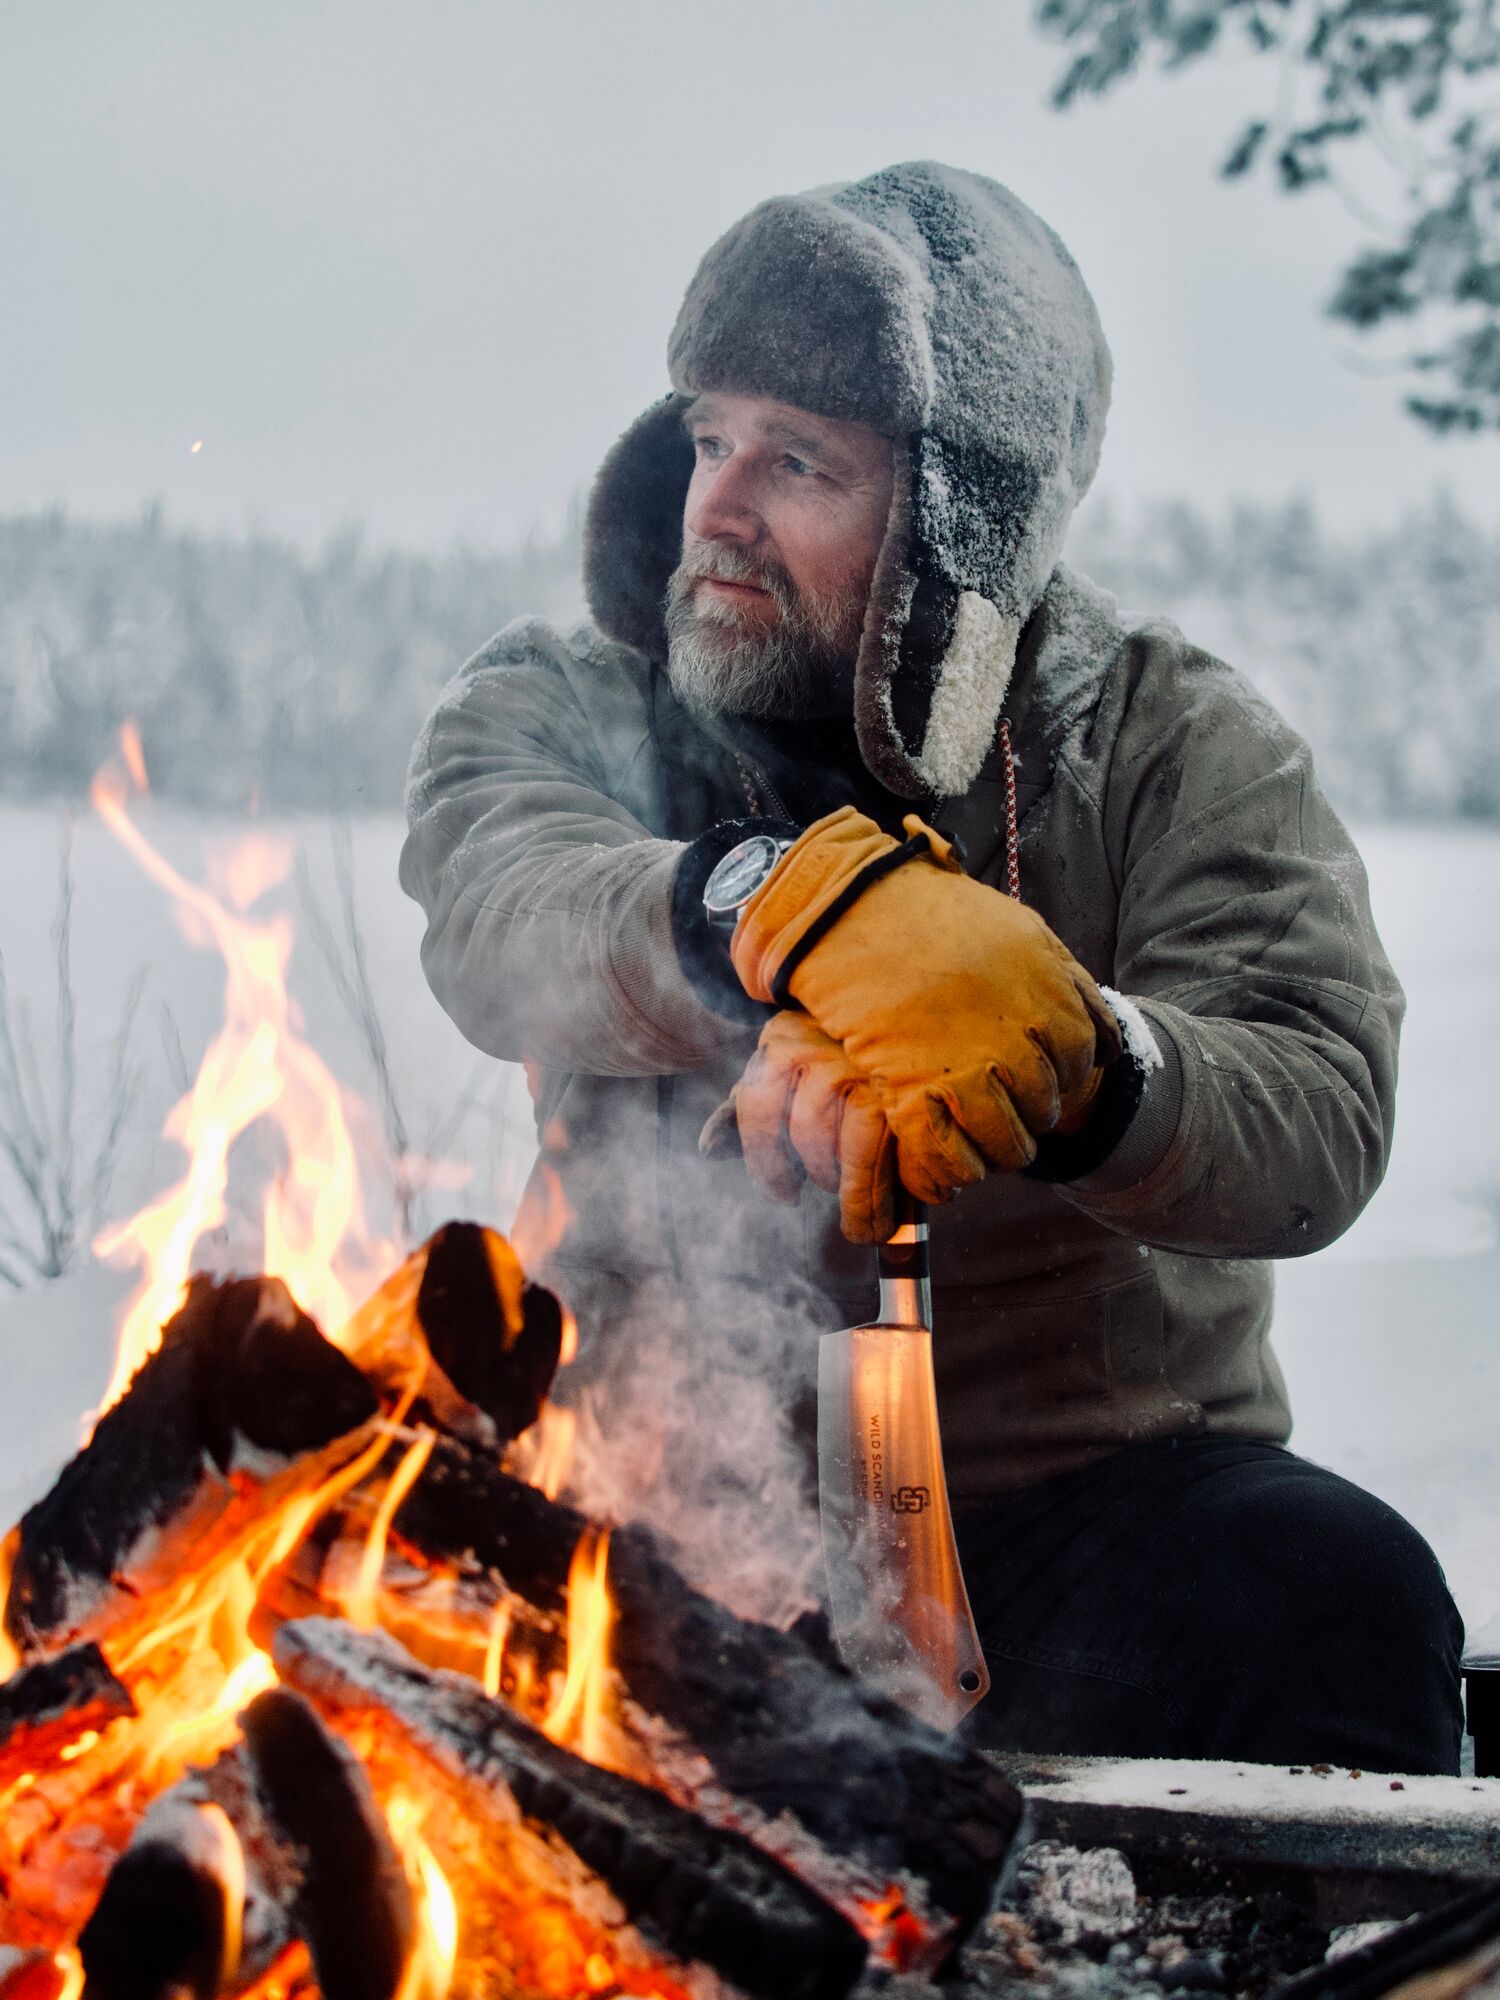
[671,817,800,1025]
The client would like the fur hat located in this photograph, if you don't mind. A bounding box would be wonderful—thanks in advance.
[583,161,1112,801]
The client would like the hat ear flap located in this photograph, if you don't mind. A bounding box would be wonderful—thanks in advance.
[583,395,694,659]
[912,592,1018,799]
[853,441,1017,801]
[853,440,923,797]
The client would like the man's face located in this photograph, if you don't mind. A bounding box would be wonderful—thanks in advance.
[665,392,893,721]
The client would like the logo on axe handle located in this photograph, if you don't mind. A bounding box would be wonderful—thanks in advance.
[891,1484,930,1514]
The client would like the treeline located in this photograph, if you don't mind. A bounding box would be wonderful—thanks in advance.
[0,504,583,812]
[2,493,1497,818]
[1069,492,1500,822]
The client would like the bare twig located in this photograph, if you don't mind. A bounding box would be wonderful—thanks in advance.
[0,820,145,1288]
[157,998,192,1100]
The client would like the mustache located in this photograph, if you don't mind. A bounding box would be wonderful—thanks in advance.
[669,544,796,614]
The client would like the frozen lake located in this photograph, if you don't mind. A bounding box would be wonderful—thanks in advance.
[0,805,1494,1632]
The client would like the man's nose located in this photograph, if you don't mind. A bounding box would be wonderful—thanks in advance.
[685,455,765,548]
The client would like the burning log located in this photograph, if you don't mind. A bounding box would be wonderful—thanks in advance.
[342,1223,565,1451]
[275,1616,870,2000]
[388,1435,1024,1961]
[238,1687,417,2000]
[4,1276,380,1658]
[77,1796,244,2000]
[414,1221,564,1441]
[0,1644,135,1786]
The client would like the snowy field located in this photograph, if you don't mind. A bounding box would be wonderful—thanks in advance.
[0,805,1494,1635]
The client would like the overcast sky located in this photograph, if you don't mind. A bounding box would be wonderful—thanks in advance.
[5,0,1496,552]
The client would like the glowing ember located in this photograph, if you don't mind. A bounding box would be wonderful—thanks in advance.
[88,729,395,1421]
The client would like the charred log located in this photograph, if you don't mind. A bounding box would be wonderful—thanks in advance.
[276,1616,869,2000]
[0,1644,134,1785]
[392,1435,1024,1954]
[77,1797,242,2000]
[239,1686,415,2000]
[415,1222,563,1442]
[5,1277,379,1656]
[338,1225,564,1452]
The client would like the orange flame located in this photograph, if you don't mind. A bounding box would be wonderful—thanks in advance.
[119,720,149,793]
[510,1161,571,1272]
[0,1524,20,1680]
[481,1601,512,1700]
[100,1418,405,1792]
[52,1951,86,2000]
[88,737,394,1420]
[387,1793,458,2000]
[509,1402,577,1503]
[542,1527,613,1763]
[341,1430,437,1631]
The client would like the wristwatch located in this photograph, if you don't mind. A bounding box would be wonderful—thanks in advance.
[702,832,794,939]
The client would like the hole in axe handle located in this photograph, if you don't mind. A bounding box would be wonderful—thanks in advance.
[959,1670,983,1694]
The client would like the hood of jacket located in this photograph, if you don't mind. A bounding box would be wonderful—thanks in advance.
[582,159,1112,801]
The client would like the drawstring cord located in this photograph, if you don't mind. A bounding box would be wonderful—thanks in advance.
[999,717,1021,900]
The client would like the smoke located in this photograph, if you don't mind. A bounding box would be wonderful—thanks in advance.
[557,1262,830,1631]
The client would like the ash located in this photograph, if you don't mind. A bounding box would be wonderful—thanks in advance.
[857,1840,1332,2000]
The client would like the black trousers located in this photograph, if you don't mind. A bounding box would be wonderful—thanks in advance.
[953,1437,1465,1775]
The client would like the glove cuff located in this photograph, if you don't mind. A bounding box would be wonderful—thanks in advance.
[670,818,797,1025]
[731,806,920,1004]
[1020,1046,1149,1184]
[767,829,932,1008]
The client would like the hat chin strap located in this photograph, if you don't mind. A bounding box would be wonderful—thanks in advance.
[909,591,1019,800]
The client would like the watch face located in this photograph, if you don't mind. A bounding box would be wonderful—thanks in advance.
[704,834,784,915]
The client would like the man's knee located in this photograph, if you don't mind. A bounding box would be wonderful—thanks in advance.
[1174,1457,1463,1770]
[1185,1460,1454,1643]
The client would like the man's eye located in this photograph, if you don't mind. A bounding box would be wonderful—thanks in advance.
[783,455,817,478]
[693,434,727,459]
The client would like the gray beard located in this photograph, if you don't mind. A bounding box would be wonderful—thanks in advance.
[664,562,861,722]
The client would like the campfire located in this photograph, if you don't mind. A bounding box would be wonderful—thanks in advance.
[0,746,1025,1999]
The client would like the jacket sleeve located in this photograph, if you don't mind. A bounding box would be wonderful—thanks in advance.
[399,621,736,1075]
[1059,632,1404,1259]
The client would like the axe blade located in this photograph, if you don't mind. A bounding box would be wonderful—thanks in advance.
[817,1304,990,1732]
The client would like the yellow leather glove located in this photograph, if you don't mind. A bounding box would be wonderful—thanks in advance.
[730,807,1122,1201]
[700,1012,897,1244]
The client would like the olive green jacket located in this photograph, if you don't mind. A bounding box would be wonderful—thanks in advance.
[400,565,1402,1506]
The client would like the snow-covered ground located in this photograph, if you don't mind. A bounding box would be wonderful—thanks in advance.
[0,807,1494,1632]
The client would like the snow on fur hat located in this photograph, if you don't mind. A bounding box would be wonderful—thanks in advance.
[583,160,1112,800]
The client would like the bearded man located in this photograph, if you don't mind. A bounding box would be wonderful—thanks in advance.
[402,162,1463,1773]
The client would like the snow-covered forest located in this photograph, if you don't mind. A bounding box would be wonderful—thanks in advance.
[3,494,1498,821]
